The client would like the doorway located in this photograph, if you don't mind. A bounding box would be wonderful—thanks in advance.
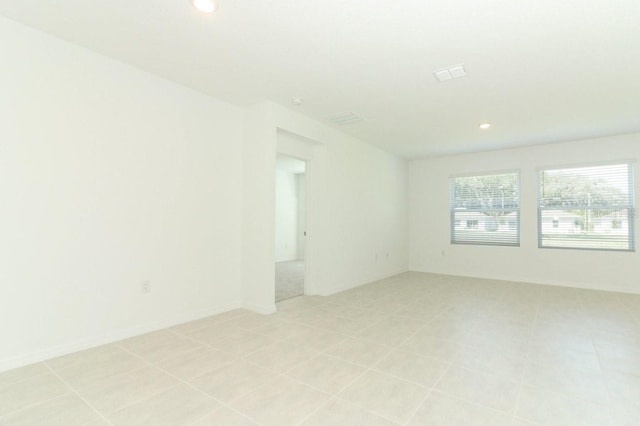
[275,154,306,302]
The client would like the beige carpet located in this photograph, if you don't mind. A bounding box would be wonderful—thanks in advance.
[275,260,305,302]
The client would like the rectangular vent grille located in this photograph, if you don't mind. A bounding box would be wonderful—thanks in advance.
[433,64,466,82]
[326,111,364,125]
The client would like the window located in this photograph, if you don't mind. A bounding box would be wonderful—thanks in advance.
[538,163,635,251]
[450,172,520,246]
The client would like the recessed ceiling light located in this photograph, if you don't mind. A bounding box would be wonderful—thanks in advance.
[192,0,216,13]
[479,123,491,130]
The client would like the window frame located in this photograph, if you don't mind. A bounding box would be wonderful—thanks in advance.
[537,161,635,252]
[450,170,521,247]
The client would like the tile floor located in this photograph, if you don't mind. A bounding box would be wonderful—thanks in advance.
[1,272,640,425]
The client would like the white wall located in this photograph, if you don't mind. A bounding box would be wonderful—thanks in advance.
[274,170,298,261]
[0,17,244,371]
[319,125,408,294]
[243,102,409,312]
[409,133,640,294]
[0,16,410,372]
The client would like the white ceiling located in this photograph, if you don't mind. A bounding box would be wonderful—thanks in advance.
[1,0,639,158]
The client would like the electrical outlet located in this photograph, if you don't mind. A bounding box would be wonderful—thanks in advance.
[141,280,151,294]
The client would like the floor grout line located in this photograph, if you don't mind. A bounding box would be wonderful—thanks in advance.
[43,362,114,426]
[114,344,260,425]
[510,289,542,426]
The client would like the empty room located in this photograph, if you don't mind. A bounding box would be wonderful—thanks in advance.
[1,1,639,425]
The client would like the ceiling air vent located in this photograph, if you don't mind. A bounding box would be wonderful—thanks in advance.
[326,111,364,126]
[433,64,466,82]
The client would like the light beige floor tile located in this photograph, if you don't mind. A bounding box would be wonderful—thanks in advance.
[287,312,332,329]
[118,331,203,364]
[595,339,640,376]
[307,315,372,335]
[512,418,538,425]
[354,316,423,346]
[50,351,148,389]
[190,406,258,425]
[190,359,278,403]
[408,391,512,426]
[184,323,248,346]
[529,323,595,353]
[374,349,449,387]
[323,336,393,367]
[361,299,408,315]
[420,315,479,340]
[252,320,314,341]
[74,366,178,414]
[522,361,609,404]
[286,353,366,394]
[435,366,520,413]
[285,328,348,352]
[169,316,226,336]
[46,345,127,371]
[331,307,388,324]
[605,371,640,421]
[106,383,219,426]
[0,371,70,417]
[156,346,237,381]
[301,398,398,426]
[591,328,640,348]
[230,376,330,426]
[398,303,447,322]
[338,370,429,424]
[243,341,318,373]
[614,408,640,426]
[535,313,594,336]
[223,312,280,330]
[0,363,49,389]
[453,343,526,380]
[207,329,275,357]
[472,320,531,344]
[0,393,103,426]
[82,419,111,426]
[399,333,469,362]
[527,343,601,373]
[516,384,616,425]
[589,315,639,337]
[385,315,427,333]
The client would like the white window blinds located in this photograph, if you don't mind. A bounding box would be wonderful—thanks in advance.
[450,172,520,246]
[538,163,635,251]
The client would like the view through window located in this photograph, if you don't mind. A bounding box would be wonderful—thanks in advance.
[450,172,520,246]
[538,163,635,251]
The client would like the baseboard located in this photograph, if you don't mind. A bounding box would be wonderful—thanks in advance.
[318,267,409,296]
[408,266,640,295]
[0,301,241,374]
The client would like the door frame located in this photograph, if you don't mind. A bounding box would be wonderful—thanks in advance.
[276,129,321,296]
